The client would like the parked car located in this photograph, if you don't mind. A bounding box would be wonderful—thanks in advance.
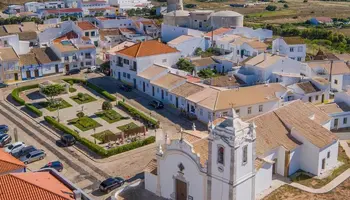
[41,161,63,172]
[0,134,12,147]
[119,84,132,92]
[13,145,37,158]
[149,100,164,109]
[87,66,98,73]
[5,142,26,155]
[20,150,46,164]
[0,125,9,133]
[0,83,8,88]
[99,177,125,193]
[66,69,80,75]
[61,134,76,146]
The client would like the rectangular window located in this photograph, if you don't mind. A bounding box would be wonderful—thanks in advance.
[242,145,248,165]
[235,109,240,114]
[64,56,69,61]
[86,61,92,66]
[208,112,211,120]
[298,46,303,52]
[222,112,228,116]
[127,74,130,79]
[123,59,129,65]
[200,108,203,116]
[237,50,239,55]
[344,118,348,124]
[259,105,263,112]
[123,72,126,77]
[248,107,252,114]
[91,31,95,36]
[315,95,319,101]
[334,79,338,84]
[308,96,312,102]
[85,32,89,37]
[170,95,172,101]
[297,57,302,61]
[290,47,294,52]
[327,151,330,158]
[166,91,168,96]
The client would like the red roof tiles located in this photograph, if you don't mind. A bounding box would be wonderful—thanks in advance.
[117,40,179,58]
[76,21,97,31]
[0,150,25,174]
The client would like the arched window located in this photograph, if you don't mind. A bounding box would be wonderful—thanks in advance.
[218,146,224,165]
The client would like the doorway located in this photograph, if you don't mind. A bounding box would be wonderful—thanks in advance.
[14,73,18,81]
[334,118,339,129]
[272,158,277,174]
[118,72,121,80]
[65,64,69,72]
[26,71,31,79]
[34,69,39,77]
[143,82,145,92]
[322,158,326,170]
[161,90,164,100]
[133,78,136,89]
[321,94,325,103]
[175,97,179,108]
[55,65,59,73]
[176,179,187,200]
[152,86,155,96]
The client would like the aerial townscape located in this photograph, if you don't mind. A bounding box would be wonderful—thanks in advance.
[0,0,350,199]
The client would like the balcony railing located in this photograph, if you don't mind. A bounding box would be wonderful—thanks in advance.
[85,55,92,59]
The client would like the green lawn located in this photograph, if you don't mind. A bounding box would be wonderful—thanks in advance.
[69,87,77,93]
[68,116,101,131]
[95,110,126,123]
[247,9,296,18]
[92,130,115,144]
[38,99,72,112]
[70,93,96,104]
[117,122,139,131]
[290,145,350,188]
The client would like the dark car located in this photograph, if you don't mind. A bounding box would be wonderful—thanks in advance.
[149,100,164,109]
[13,145,37,158]
[41,161,63,172]
[0,134,12,147]
[0,125,9,134]
[99,177,125,193]
[119,84,132,92]
[0,83,8,88]
[61,134,76,146]
[66,69,81,75]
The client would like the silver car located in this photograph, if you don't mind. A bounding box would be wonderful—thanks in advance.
[19,150,46,164]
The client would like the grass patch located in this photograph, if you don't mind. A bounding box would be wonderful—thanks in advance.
[68,116,101,131]
[291,145,350,188]
[70,93,96,104]
[247,9,296,18]
[38,99,72,112]
[69,87,77,93]
[92,130,115,144]
[117,122,139,131]
[95,110,126,123]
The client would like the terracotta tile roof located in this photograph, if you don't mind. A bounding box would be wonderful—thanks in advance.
[76,21,97,31]
[96,16,110,21]
[186,75,201,83]
[273,101,337,148]
[108,41,135,54]
[151,73,186,90]
[137,64,168,80]
[0,27,8,37]
[31,47,60,64]
[244,53,285,68]
[0,172,74,200]
[204,27,231,37]
[167,35,193,46]
[187,87,220,105]
[119,28,137,34]
[317,102,350,114]
[205,75,245,88]
[144,159,157,175]
[170,82,204,98]
[0,47,19,61]
[54,31,78,42]
[21,22,37,32]
[19,53,39,66]
[18,32,37,41]
[81,36,90,41]
[52,42,78,53]
[3,25,21,33]
[245,40,268,50]
[0,150,25,174]
[192,139,209,166]
[296,81,320,94]
[312,77,329,85]
[307,61,350,75]
[334,53,350,62]
[191,57,218,67]
[118,40,179,58]
[99,28,121,41]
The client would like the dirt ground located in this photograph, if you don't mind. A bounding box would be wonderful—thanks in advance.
[263,178,350,200]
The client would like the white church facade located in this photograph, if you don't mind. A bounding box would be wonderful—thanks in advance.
[144,100,339,200]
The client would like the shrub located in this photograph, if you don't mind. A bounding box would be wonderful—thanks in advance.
[266,5,277,11]
[25,104,42,117]
[11,84,39,105]
[69,87,77,93]
[102,101,112,111]
[76,111,85,119]
[118,101,159,128]
[284,4,289,8]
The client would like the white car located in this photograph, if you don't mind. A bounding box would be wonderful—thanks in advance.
[5,142,26,155]
[87,66,98,72]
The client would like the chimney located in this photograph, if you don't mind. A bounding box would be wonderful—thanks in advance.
[73,190,81,200]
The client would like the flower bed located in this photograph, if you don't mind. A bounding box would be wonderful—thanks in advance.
[118,101,159,129]
[67,116,102,131]
[38,99,72,112]
[117,122,139,131]
[95,110,127,123]
[44,116,155,157]
[91,130,115,144]
[70,93,96,104]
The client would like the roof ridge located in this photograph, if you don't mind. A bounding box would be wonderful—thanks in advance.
[10,173,71,200]
[135,42,142,57]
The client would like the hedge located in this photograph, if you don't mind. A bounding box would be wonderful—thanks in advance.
[25,104,42,117]
[62,78,116,101]
[44,116,155,157]
[11,84,39,105]
[118,101,159,128]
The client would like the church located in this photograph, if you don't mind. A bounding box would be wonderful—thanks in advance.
[144,100,339,200]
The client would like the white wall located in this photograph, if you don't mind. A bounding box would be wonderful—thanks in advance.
[330,112,350,130]
[169,37,205,57]
[288,147,301,175]
[161,24,204,43]
[272,38,306,62]
[145,172,157,194]
[255,162,273,195]
[317,141,339,175]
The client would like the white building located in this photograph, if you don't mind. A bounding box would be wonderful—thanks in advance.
[287,78,330,104]
[108,0,152,12]
[110,40,181,88]
[317,102,350,130]
[0,47,20,83]
[144,100,339,200]
[167,35,206,57]
[24,2,46,13]
[76,21,99,46]
[305,60,350,92]
[272,37,306,62]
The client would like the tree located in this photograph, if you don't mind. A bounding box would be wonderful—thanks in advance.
[42,84,65,105]
[176,58,195,72]
[194,47,203,56]
[76,112,85,119]
[78,92,85,101]
[197,68,217,79]
[102,101,112,111]
[265,5,277,11]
